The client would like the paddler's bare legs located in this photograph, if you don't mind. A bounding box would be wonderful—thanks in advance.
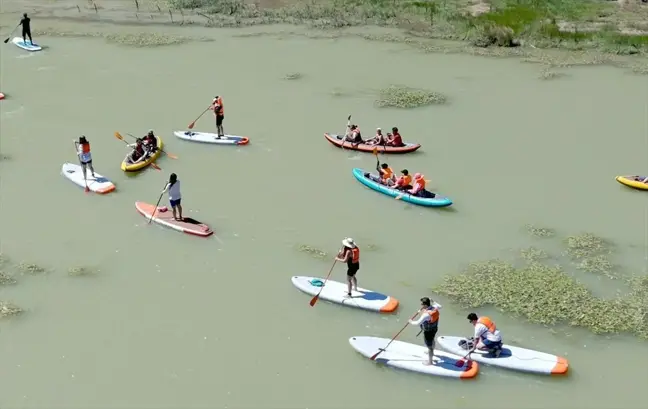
[172,204,183,221]
[81,162,96,179]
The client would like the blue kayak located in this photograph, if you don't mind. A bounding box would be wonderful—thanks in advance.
[352,168,453,207]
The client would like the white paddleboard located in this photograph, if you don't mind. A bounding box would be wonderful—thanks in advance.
[61,163,115,194]
[291,276,399,313]
[349,336,479,379]
[437,336,569,375]
[174,131,249,145]
[12,37,42,52]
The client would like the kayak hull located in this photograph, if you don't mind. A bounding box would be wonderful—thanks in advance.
[61,163,115,194]
[352,168,452,207]
[121,136,164,172]
[12,37,42,51]
[135,201,213,237]
[349,336,479,379]
[174,131,249,145]
[324,133,421,154]
[437,335,569,376]
[291,276,399,313]
[616,175,648,191]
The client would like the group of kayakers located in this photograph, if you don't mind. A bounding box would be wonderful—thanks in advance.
[127,130,159,164]
[343,124,404,147]
[333,237,504,365]
[366,163,435,198]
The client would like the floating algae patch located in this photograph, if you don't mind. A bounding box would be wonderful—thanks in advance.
[0,271,17,285]
[564,232,611,260]
[519,247,549,263]
[17,262,47,275]
[283,72,303,80]
[576,255,618,279]
[105,33,189,47]
[68,266,98,277]
[0,301,23,318]
[433,258,648,339]
[0,154,12,161]
[374,86,447,109]
[296,244,328,260]
[523,224,555,238]
[538,67,567,80]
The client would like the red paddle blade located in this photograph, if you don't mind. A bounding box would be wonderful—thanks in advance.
[369,350,382,360]
[309,295,319,306]
[187,122,195,129]
[151,163,161,171]
[84,187,89,193]
[455,359,465,367]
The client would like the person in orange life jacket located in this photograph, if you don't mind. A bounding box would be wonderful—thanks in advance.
[408,173,435,198]
[142,130,158,152]
[127,138,149,164]
[211,95,225,138]
[335,237,360,297]
[76,136,95,180]
[377,163,395,186]
[409,297,443,365]
[393,169,413,191]
[466,312,503,357]
[343,124,363,144]
[386,127,404,147]
[364,128,387,146]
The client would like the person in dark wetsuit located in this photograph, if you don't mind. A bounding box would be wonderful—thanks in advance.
[336,237,360,297]
[19,13,33,45]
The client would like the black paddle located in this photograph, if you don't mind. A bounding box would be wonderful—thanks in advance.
[148,182,167,224]
[3,23,20,43]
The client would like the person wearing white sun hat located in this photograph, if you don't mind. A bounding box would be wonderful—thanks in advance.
[336,237,360,297]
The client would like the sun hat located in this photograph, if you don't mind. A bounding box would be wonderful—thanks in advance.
[414,173,422,179]
[342,238,356,248]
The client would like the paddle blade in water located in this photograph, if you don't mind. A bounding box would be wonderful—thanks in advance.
[372,148,378,155]
[187,121,196,130]
[309,294,319,306]
[151,163,161,171]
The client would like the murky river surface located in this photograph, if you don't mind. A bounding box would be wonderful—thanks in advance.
[1,16,647,409]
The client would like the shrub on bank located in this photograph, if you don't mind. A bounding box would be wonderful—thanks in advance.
[165,0,648,52]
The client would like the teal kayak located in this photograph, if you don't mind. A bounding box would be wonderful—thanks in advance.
[352,168,453,207]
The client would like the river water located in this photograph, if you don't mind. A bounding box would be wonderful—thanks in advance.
[1,14,647,409]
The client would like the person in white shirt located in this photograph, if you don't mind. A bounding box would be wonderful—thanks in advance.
[466,313,503,357]
[408,297,442,365]
[161,173,182,221]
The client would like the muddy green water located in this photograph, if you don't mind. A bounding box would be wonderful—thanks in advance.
[1,21,647,409]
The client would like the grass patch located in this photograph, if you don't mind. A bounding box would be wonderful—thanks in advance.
[375,85,447,108]
[524,224,555,238]
[0,301,23,318]
[0,271,17,285]
[17,262,47,275]
[433,227,647,339]
[105,33,189,47]
[283,72,303,80]
[296,244,329,260]
[68,266,99,277]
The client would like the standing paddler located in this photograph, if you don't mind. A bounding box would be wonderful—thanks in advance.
[75,136,95,179]
[335,237,360,297]
[211,95,225,138]
[408,297,442,365]
[161,173,183,221]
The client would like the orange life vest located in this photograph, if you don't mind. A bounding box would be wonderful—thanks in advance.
[80,143,90,153]
[350,247,360,263]
[382,167,394,182]
[477,316,497,334]
[414,176,426,190]
[213,97,224,115]
[398,174,412,186]
[421,306,440,331]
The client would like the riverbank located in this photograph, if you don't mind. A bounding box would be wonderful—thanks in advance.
[3,0,648,55]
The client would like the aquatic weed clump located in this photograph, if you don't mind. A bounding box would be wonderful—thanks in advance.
[374,86,447,109]
[283,72,303,80]
[105,33,188,47]
[564,232,610,259]
[576,255,617,278]
[18,262,46,275]
[524,224,555,238]
[0,271,17,285]
[68,266,98,277]
[296,244,328,260]
[0,301,23,318]
[520,247,548,263]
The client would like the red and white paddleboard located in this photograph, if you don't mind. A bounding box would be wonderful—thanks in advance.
[135,201,213,237]
[0,93,5,100]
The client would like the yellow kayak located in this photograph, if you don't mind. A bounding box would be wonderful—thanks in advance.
[616,175,648,191]
[121,136,164,172]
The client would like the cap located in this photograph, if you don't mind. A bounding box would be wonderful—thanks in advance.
[414,173,422,179]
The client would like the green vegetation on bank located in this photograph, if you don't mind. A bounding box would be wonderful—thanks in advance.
[433,228,648,340]
[165,0,648,53]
